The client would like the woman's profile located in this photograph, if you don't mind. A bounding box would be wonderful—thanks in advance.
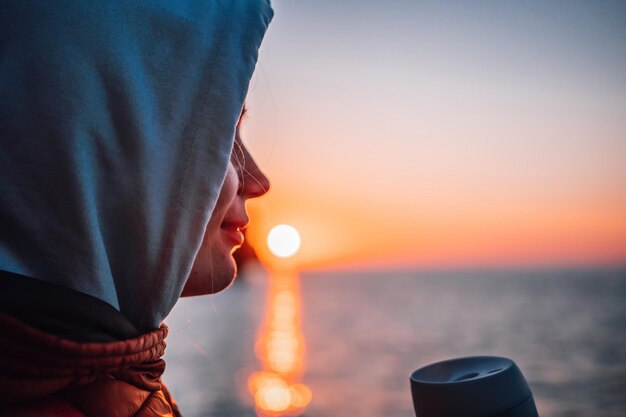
[0,1,273,415]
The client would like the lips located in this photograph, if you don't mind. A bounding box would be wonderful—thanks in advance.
[221,218,248,247]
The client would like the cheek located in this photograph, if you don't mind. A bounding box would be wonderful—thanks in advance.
[182,163,240,296]
[221,162,240,202]
[205,163,239,230]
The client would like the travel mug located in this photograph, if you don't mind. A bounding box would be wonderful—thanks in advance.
[410,356,539,417]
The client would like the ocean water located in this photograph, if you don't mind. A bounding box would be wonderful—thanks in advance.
[164,267,626,417]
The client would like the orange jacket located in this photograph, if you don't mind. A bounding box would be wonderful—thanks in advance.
[0,314,181,417]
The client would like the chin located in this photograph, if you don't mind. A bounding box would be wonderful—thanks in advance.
[206,260,238,294]
[212,266,238,293]
[181,255,238,296]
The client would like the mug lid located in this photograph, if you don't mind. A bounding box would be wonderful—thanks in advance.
[410,356,533,417]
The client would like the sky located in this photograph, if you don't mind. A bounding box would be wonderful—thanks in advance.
[241,0,626,270]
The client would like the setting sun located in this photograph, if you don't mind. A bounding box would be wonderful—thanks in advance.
[267,225,301,258]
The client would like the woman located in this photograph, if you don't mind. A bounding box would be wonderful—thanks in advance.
[0,0,273,415]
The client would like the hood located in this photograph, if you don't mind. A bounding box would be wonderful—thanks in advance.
[0,0,273,331]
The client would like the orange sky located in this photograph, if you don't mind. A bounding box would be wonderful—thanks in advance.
[241,1,626,270]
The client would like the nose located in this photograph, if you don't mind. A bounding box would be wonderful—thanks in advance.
[234,136,270,199]
[241,157,270,199]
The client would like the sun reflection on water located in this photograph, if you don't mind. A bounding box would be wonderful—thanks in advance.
[248,270,312,416]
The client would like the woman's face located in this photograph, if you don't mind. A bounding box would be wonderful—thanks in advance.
[181,129,269,296]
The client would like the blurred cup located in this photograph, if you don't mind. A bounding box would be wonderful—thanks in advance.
[410,356,539,417]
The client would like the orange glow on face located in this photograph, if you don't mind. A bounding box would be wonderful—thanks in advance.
[248,271,312,416]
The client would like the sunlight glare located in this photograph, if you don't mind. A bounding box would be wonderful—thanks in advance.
[267,225,301,258]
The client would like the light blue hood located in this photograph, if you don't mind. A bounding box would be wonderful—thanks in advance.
[0,0,273,331]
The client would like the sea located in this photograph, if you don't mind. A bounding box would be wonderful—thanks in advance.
[163,266,626,417]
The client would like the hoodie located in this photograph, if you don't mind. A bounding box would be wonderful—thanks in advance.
[0,0,273,332]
